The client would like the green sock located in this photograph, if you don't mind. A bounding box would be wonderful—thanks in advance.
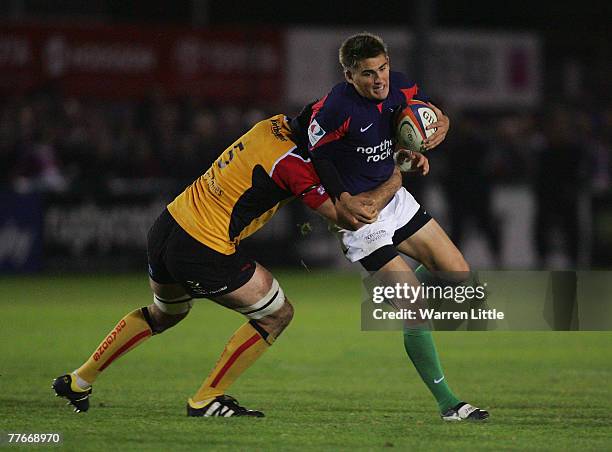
[415,264,478,287]
[403,327,460,412]
[415,264,491,331]
[414,264,437,285]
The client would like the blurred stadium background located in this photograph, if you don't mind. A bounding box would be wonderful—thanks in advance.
[1,3,611,449]
[1,0,610,274]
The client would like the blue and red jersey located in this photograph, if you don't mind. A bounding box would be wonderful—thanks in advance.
[307,71,423,195]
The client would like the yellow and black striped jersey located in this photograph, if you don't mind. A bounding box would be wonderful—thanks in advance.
[167,114,328,255]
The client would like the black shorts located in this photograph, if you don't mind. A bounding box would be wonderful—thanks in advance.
[392,207,432,246]
[147,209,256,298]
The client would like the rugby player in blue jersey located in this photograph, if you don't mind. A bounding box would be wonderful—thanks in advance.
[305,32,489,421]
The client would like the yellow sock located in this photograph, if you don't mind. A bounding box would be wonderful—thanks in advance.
[190,322,271,407]
[76,308,152,384]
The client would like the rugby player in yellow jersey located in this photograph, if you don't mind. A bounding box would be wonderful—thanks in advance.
[52,112,427,416]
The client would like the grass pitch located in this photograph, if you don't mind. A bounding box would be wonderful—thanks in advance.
[1,271,611,451]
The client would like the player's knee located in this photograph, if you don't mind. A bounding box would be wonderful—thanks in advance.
[144,302,190,335]
[456,257,470,273]
[237,279,293,340]
[256,297,293,332]
[450,258,471,283]
[251,300,293,343]
[274,299,294,329]
[235,277,287,323]
[436,253,470,283]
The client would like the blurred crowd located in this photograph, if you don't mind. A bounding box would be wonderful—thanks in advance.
[1,91,611,266]
[0,90,274,194]
[433,105,611,267]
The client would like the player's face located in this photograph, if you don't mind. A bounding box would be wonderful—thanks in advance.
[345,54,390,101]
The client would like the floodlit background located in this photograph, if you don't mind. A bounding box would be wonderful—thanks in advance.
[1,0,610,273]
[1,4,611,450]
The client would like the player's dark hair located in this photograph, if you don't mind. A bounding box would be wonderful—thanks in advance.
[339,32,388,72]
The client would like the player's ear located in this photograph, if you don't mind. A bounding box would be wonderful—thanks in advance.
[344,69,354,84]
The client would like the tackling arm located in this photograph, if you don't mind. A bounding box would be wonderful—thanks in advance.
[290,101,373,223]
[298,98,379,225]
[314,167,403,231]
[352,166,402,212]
[314,198,355,230]
[308,157,377,226]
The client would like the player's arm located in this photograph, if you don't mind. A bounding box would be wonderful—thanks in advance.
[332,167,402,230]
[291,100,353,204]
[303,102,378,224]
[343,154,428,228]
[313,198,359,230]
[363,152,430,207]
[270,150,363,230]
[272,156,409,231]
[394,71,450,152]
[311,157,377,225]
[317,167,407,230]
[352,166,402,212]
[422,103,450,151]
[394,150,430,175]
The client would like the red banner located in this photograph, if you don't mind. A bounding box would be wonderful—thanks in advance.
[0,22,283,102]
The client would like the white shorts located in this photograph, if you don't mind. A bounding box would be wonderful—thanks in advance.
[335,187,421,262]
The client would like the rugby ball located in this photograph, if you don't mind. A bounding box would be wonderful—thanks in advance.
[395,100,437,153]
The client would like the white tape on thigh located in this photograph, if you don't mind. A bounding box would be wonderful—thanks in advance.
[153,293,194,314]
[235,279,285,320]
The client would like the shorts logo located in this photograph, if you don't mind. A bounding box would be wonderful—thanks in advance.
[364,229,387,244]
[185,280,227,296]
[308,119,326,146]
[316,185,326,195]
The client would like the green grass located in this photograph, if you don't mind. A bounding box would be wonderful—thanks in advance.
[1,271,611,451]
